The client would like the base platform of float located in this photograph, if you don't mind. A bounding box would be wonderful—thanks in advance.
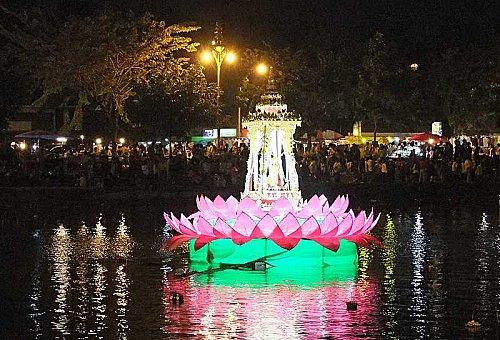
[189,239,358,271]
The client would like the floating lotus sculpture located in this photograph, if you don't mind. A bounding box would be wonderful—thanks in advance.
[164,85,381,269]
[165,194,381,252]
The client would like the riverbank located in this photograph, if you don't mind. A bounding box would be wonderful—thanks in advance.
[1,181,497,208]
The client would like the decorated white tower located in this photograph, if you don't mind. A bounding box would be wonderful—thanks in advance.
[241,79,302,209]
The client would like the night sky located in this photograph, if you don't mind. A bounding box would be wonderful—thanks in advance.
[5,0,499,59]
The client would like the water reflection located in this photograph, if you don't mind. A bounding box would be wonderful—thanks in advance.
[75,223,90,336]
[50,224,72,336]
[45,216,133,338]
[382,214,397,337]
[17,201,499,338]
[476,212,494,323]
[29,230,43,339]
[113,214,133,259]
[115,264,130,338]
[409,210,427,337]
[163,265,380,339]
[92,214,109,260]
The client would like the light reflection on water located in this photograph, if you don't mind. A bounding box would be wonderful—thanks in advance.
[15,202,500,338]
[163,269,376,339]
[43,216,134,339]
[409,210,427,338]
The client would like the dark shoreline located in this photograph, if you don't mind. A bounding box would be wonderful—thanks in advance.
[1,181,497,207]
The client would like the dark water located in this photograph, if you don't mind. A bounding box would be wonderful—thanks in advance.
[1,196,499,339]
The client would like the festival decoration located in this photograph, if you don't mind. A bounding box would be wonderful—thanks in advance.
[164,76,381,268]
[164,194,380,252]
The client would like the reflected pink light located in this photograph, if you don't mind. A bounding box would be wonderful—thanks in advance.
[164,194,381,252]
[163,276,381,338]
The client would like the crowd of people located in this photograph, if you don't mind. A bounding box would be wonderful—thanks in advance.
[296,138,500,186]
[0,136,499,190]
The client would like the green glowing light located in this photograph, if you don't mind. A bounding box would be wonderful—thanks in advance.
[189,239,358,270]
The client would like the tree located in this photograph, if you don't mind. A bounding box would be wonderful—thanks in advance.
[0,7,212,136]
[125,69,217,141]
[236,46,326,134]
[430,45,499,135]
[354,32,398,141]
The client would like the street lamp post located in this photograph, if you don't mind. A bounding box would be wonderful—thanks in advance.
[201,22,236,145]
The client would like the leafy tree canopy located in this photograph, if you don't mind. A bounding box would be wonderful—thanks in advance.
[0,6,214,134]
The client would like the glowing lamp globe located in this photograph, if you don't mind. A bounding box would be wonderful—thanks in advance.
[200,50,213,64]
[226,51,237,64]
[256,63,269,75]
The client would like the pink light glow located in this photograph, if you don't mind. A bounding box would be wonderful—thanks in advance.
[163,274,381,338]
[164,194,381,252]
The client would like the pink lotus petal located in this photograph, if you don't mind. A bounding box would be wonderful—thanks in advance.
[197,195,210,212]
[340,195,349,213]
[169,213,182,233]
[187,211,200,220]
[371,213,381,229]
[164,212,179,233]
[320,212,338,235]
[195,216,215,236]
[297,209,314,219]
[269,226,300,250]
[180,214,194,231]
[302,195,322,214]
[329,195,343,213]
[213,195,228,209]
[257,214,278,237]
[360,210,374,233]
[268,197,294,217]
[226,196,239,212]
[312,237,340,252]
[236,197,267,218]
[178,223,197,236]
[165,234,194,251]
[230,229,251,245]
[318,194,328,206]
[214,218,233,237]
[280,213,301,236]
[204,196,216,213]
[194,236,216,250]
[250,225,265,238]
[233,212,257,236]
[335,213,353,236]
[349,211,366,235]
[300,216,321,237]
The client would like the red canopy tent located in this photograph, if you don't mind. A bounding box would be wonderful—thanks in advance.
[408,132,447,143]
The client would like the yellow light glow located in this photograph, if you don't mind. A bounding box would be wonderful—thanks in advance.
[95,138,102,145]
[428,138,434,144]
[80,134,84,140]
[201,50,212,63]
[19,141,27,150]
[119,138,125,144]
[410,63,419,71]
[256,63,269,75]
[226,51,236,64]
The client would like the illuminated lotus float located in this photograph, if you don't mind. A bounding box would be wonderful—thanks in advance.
[164,81,381,270]
[165,194,381,269]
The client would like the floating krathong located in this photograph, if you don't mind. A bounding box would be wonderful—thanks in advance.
[164,80,381,269]
[164,194,381,252]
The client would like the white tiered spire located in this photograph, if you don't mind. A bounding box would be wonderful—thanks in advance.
[242,79,302,210]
